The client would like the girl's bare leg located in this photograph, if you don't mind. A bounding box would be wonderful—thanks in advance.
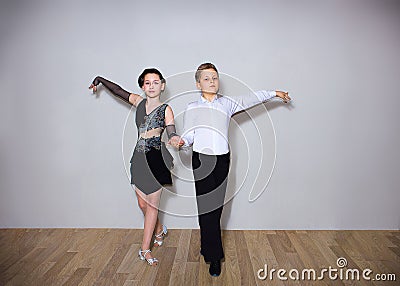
[135,187,162,264]
[136,189,162,234]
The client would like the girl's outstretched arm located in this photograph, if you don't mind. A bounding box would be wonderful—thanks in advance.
[89,76,143,107]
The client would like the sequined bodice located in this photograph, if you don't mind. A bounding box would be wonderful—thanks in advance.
[135,99,167,153]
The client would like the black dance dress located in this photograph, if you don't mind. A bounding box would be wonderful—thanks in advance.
[130,99,173,194]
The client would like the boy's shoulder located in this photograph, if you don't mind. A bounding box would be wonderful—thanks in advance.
[186,100,200,109]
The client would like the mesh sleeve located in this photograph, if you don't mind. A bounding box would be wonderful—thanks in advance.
[92,76,131,104]
[165,124,178,139]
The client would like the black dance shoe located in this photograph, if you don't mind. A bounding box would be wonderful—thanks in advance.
[209,260,221,277]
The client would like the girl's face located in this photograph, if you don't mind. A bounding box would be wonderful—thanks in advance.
[141,73,165,98]
[196,68,219,95]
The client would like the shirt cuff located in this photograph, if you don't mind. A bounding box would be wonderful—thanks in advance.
[182,137,191,147]
[255,90,276,102]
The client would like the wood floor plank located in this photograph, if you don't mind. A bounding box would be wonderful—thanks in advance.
[183,262,198,285]
[197,255,213,286]
[62,267,90,286]
[187,229,200,262]
[234,231,258,286]
[222,231,241,286]
[310,231,347,268]
[276,230,297,253]
[0,229,398,285]
[287,231,325,267]
[6,260,56,286]
[388,246,400,258]
[267,232,290,268]
[336,231,398,283]
[386,232,400,247]
[357,231,400,263]
[123,279,139,286]
[121,229,143,245]
[55,229,112,281]
[243,231,285,286]
[161,229,181,248]
[134,259,158,286]
[0,229,48,275]
[41,251,78,285]
[172,229,191,263]
[335,232,368,263]
[329,244,363,274]
[267,232,305,285]
[168,262,186,286]
[116,244,143,275]
[79,230,132,285]
[0,229,21,266]
[1,247,47,285]
[94,243,131,286]
[153,247,177,286]
[168,229,191,285]
[33,230,91,286]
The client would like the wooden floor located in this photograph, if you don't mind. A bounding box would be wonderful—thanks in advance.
[0,229,399,286]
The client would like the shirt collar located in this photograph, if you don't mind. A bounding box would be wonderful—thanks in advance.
[199,93,218,103]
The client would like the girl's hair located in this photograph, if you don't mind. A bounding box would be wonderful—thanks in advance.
[138,68,165,87]
[195,63,218,82]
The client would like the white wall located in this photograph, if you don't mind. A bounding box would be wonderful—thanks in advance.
[1,0,399,229]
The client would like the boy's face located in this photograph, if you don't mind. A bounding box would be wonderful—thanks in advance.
[196,68,219,95]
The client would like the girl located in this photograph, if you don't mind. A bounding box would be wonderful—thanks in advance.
[89,68,182,266]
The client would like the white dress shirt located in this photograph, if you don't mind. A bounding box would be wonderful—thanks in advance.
[182,90,276,155]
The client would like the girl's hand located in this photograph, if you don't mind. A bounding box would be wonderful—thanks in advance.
[88,83,97,93]
[89,76,101,93]
[168,136,184,148]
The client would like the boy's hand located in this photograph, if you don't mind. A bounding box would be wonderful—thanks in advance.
[276,91,291,103]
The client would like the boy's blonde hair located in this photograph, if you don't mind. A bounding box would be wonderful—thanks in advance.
[195,63,218,82]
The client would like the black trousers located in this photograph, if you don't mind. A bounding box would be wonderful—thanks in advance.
[192,151,230,262]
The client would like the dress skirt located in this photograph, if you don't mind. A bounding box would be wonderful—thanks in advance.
[130,147,172,195]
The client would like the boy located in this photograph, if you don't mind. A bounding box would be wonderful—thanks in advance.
[179,63,290,276]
